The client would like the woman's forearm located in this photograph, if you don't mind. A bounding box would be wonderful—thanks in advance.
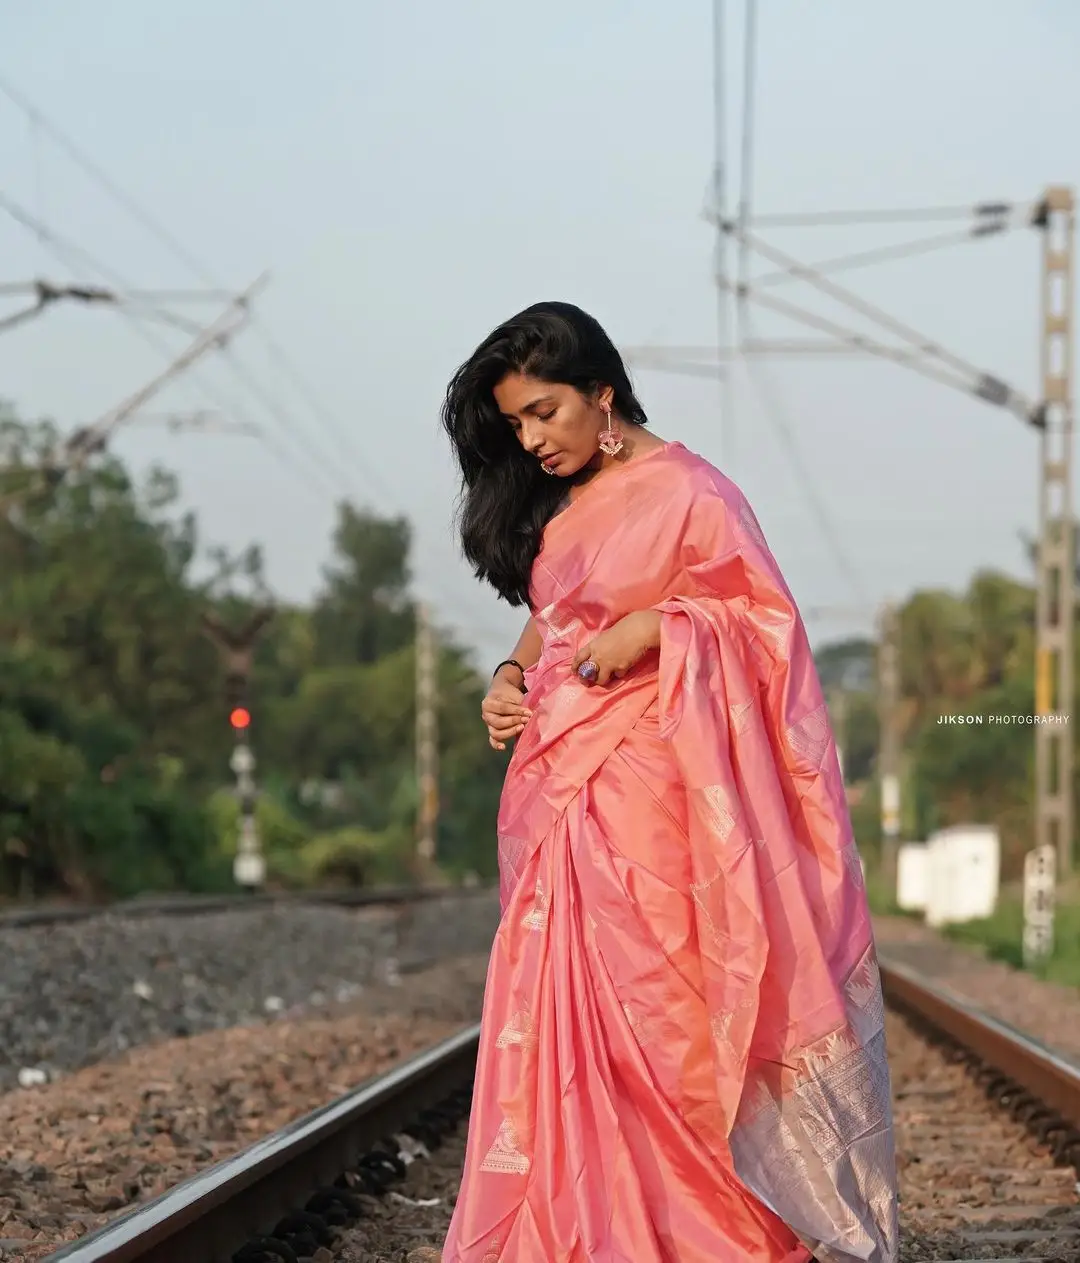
[635,609,662,650]
[494,617,542,690]
[512,616,543,667]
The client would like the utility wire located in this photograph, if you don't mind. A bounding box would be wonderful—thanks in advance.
[742,311,868,600]
[0,197,490,650]
[754,221,1018,289]
[719,281,1032,408]
[711,0,731,471]
[0,73,539,648]
[750,201,1028,228]
[729,0,758,477]
[0,73,394,508]
[0,278,237,304]
[730,0,865,601]
[631,289,1035,419]
[734,0,757,335]
[714,219,1037,421]
[0,189,342,500]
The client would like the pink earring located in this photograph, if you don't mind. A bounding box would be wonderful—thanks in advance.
[597,401,624,456]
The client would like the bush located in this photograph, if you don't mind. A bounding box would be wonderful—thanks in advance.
[70,778,227,897]
[206,787,311,887]
[942,886,1080,988]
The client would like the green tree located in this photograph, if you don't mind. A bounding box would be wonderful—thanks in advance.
[312,505,416,666]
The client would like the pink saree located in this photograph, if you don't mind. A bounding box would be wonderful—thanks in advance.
[442,442,898,1263]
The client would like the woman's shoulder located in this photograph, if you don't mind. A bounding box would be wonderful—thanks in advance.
[643,441,770,552]
[646,441,746,510]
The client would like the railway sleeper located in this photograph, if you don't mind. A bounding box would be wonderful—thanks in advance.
[225,1079,471,1263]
[886,993,1080,1185]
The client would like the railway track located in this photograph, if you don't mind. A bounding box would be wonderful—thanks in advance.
[884,962,1080,1261]
[0,885,468,930]
[29,957,1080,1263]
[40,1026,480,1263]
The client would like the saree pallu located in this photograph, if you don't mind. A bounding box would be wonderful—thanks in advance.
[442,442,899,1263]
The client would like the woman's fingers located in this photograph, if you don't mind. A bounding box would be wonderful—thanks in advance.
[488,720,526,750]
[483,697,531,719]
[570,641,595,672]
[483,704,529,727]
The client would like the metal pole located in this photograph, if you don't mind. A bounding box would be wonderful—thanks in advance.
[230,720,263,891]
[878,601,901,887]
[199,609,274,890]
[1022,843,1056,965]
[415,602,439,865]
[1034,186,1075,875]
[829,687,848,783]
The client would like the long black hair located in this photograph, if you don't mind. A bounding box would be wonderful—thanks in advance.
[441,301,647,606]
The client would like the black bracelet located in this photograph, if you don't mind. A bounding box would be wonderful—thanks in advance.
[492,658,527,692]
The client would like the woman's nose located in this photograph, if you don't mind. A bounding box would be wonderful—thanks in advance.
[519,421,543,453]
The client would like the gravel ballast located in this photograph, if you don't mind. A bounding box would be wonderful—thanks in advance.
[0,952,491,1260]
[874,913,1080,1067]
[339,1003,1080,1261]
[0,891,499,1093]
[5,895,1080,1260]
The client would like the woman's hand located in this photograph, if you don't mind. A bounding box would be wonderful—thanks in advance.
[571,610,661,687]
[481,669,532,751]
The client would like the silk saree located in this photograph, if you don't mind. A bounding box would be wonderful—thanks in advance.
[442,441,898,1262]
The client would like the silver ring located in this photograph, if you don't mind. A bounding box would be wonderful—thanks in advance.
[541,464,557,476]
[577,660,599,682]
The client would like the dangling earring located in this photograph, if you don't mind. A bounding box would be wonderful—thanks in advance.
[597,401,624,456]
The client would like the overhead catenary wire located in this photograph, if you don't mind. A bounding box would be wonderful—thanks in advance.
[725,0,758,477]
[726,3,866,602]
[0,283,259,511]
[0,72,581,651]
[63,281,262,466]
[1,277,240,334]
[706,220,1039,423]
[753,220,1018,289]
[0,278,118,332]
[0,72,396,510]
[0,188,344,501]
[646,283,1027,412]
[733,0,758,341]
[741,310,868,601]
[711,0,732,471]
[0,193,494,655]
[705,0,866,597]
[702,2,864,605]
[749,201,1029,229]
[0,72,508,659]
[719,216,1023,389]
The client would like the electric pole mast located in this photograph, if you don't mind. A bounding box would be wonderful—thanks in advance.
[877,601,902,887]
[200,608,274,890]
[1034,186,1076,875]
[415,602,439,868]
[829,686,848,783]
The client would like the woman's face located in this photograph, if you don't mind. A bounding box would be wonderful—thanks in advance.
[494,372,614,478]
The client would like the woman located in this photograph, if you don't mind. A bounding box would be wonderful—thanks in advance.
[437,301,898,1262]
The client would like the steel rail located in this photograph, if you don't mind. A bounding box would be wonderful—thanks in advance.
[880,956,1080,1154]
[32,955,1077,1262]
[43,1023,481,1263]
[0,883,491,929]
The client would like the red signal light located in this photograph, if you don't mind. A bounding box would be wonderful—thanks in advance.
[229,706,251,730]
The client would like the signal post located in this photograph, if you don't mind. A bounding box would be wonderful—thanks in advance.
[200,608,274,890]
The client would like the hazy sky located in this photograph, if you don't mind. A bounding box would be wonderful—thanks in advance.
[1,2,1076,667]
